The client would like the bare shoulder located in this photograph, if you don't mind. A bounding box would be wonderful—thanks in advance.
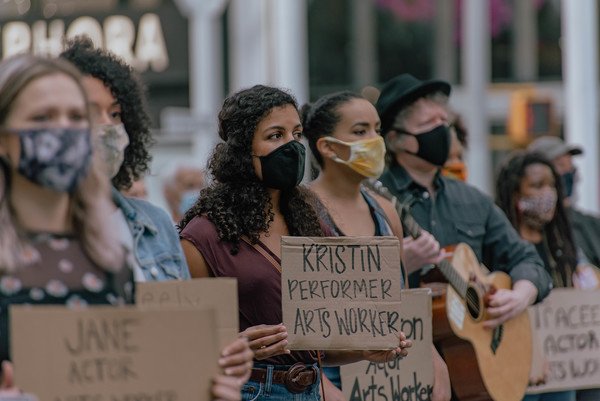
[181,238,213,278]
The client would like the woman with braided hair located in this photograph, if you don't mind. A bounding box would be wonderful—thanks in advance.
[495,150,576,401]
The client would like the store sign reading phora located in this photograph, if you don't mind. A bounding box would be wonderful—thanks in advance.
[1,13,169,72]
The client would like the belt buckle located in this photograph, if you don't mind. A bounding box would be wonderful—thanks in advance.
[284,363,315,394]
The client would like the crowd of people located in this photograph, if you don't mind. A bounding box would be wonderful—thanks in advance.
[0,39,598,401]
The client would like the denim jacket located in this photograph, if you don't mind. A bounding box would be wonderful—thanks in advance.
[112,187,190,281]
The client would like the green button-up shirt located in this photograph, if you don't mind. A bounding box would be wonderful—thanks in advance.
[379,163,552,302]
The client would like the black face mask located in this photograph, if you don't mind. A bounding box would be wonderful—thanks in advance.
[561,168,576,198]
[398,124,451,166]
[255,140,306,190]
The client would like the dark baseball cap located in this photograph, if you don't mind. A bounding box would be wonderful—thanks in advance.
[527,136,583,160]
[376,73,451,134]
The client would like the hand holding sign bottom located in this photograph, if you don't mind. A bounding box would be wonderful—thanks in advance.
[362,331,413,363]
[240,324,291,360]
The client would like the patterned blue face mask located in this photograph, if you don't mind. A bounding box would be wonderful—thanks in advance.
[178,189,200,217]
[11,127,92,193]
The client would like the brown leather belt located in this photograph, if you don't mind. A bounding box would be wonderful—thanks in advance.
[249,363,318,394]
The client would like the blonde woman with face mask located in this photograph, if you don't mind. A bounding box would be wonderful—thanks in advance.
[302,91,451,401]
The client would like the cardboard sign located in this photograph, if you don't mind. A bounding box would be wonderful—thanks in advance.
[11,305,219,401]
[340,289,434,401]
[136,278,239,349]
[281,236,403,350]
[526,289,600,394]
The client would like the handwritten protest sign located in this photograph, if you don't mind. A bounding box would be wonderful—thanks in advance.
[340,289,434,401]
[136,278,239,349]
[281,236,403,350]
[526,289,600,394]
[11,305,219,401]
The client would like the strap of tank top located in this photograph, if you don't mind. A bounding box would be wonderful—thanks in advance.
[241,235,281,274]
[361,189,394,236]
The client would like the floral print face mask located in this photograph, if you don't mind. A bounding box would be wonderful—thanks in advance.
[11,127,92,193]
[517,190,557,230]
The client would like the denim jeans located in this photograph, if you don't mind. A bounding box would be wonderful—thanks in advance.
[522,390,576,401]
[322,366,341,389]
[242,363,321,401]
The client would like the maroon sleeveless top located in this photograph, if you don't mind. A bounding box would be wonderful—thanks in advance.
[180,215,321,365]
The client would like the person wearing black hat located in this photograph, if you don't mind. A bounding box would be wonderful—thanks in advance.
[375,73,553,399]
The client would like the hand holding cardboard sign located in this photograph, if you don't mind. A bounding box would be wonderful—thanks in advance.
[0,362,14,391]
[219,337,253,382]
[240,324,291,360]
[0,361,38,401]
[211,374,244,401]
[362,331,412,363]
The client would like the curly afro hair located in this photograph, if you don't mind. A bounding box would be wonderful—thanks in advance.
[179,85,324,254]
[60,36,153,190]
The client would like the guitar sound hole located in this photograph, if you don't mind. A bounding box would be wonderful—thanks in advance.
[465,286,482,320]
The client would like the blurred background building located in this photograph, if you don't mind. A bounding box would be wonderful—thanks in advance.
[1,0,598,214]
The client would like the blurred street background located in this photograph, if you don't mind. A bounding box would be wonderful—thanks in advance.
[1,0,597,215]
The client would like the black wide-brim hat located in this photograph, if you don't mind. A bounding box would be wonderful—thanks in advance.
[376,73,451,134]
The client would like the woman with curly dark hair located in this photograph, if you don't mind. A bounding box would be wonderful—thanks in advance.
[60,37,152,191]
[60,38,253,400]
[60,37,188,282]
[179,85,410,401]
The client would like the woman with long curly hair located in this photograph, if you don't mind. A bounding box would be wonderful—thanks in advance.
[60,37,189,282]
[60,38,253,400]
[495,150,577,401]
[179,85,410,401]
[0,54,128,392]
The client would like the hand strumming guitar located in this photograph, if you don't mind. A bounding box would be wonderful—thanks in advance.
[483,280,538,329]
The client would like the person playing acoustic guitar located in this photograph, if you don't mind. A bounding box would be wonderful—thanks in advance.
[375,74,553,401]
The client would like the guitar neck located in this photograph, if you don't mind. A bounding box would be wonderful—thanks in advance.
[362,179,469,297]
[399,201,469,297]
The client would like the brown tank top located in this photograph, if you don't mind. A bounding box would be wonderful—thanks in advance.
[180,215,320,365]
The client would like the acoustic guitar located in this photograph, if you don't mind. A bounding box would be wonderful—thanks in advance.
[363,179,532,401]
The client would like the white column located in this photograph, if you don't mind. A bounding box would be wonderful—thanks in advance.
[270,0,309,103]
[561,0,599,213]
[513,0,537,81]
[350,0,377,88]
[173,0,227,166]
[229,0,309,104]
[462,0,491,195]
[228,0,268,91]
[434,0,456,83]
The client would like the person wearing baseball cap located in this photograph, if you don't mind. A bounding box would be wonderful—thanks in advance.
[375,73,552,400]
[527,136,582,202]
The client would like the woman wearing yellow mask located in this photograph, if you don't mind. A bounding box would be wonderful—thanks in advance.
[302,91,451,401]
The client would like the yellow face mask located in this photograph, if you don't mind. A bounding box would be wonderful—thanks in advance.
[323,136,386,178]
[441,161,468,181]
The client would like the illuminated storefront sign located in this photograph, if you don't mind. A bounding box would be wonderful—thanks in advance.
[1,13,169,72]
